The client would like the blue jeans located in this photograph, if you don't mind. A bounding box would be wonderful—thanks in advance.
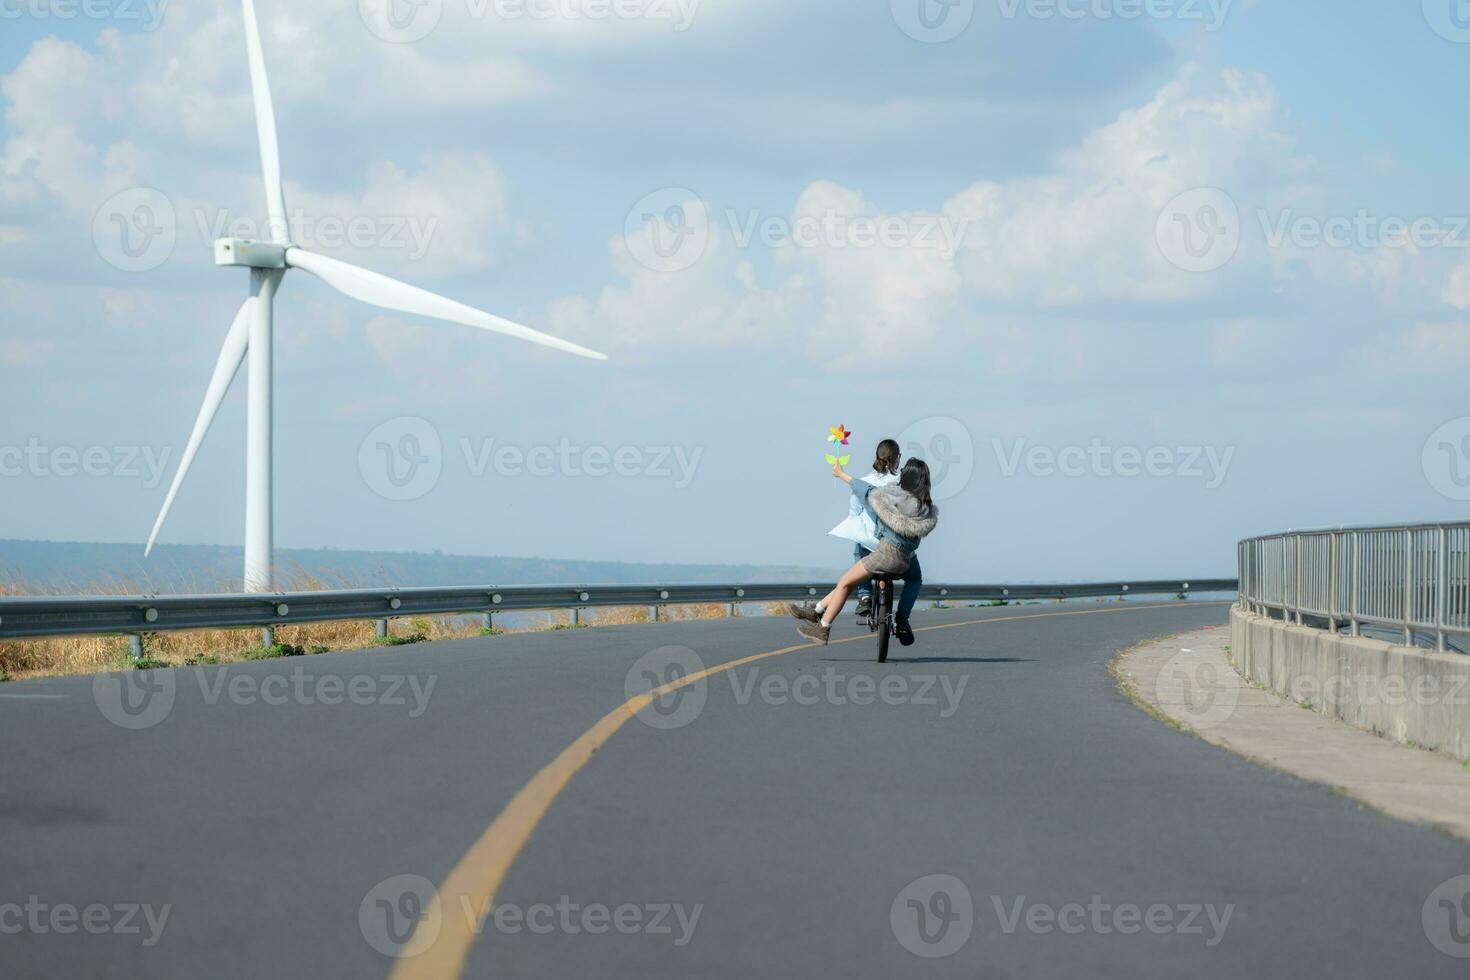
[855,544,872,597]
[855,545,923,621]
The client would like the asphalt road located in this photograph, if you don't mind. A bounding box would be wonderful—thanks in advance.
[3,600,1469,978]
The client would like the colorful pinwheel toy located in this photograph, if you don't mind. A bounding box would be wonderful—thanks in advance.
[825,424,852,466]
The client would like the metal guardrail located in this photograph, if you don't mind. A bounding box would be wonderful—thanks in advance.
[0,579,1237,642]
[1238,523,1470,651]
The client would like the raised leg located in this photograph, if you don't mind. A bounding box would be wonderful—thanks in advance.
[818,561,873,626]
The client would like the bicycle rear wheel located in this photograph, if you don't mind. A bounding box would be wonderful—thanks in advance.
[876,580,891,662]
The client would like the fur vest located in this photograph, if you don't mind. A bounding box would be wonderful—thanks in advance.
[869,485,939,542]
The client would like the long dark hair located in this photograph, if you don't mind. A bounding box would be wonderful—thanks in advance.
[873,439,901,475]
[899,458,933,510]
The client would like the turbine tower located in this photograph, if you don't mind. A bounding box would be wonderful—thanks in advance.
[146,0,606,592]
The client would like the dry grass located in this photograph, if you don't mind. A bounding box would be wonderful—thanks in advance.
[0,571,422,679]
[0,573,741,681]
[586,606,657,626]
[658,602,737,622]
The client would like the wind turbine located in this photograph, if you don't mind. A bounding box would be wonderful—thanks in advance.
[145,0,606,593]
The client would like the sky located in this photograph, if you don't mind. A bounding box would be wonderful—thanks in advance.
[2,0,1469,585]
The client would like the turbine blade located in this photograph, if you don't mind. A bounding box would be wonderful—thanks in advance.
[241,0,289,243]
[145,299,253,557]
[284,248,608,361]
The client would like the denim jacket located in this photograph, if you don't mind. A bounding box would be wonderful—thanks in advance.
[850,480,939,554]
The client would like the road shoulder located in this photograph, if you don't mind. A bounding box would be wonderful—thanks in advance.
[1114,625,1470,843]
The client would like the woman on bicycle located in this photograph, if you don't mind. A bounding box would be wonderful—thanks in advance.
[831,438,903,621]
[789,458,938,645]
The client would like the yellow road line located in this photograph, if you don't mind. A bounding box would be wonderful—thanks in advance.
[388,600,1230,978]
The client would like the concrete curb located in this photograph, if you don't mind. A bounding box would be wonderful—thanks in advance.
[1115,625,1470,843]
[1231,608,1470,762]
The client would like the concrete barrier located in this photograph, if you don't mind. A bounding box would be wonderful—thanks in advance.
[1230,607,1470,762]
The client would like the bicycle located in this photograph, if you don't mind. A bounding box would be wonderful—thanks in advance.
[866,575,896,662]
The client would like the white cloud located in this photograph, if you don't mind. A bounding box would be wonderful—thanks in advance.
[0,4,539,222]
[547,220,806,356]
[285,153,512,278]
[946,65,1301,305]
[547,62,1470,375]
[1368,322,1470,372]
[548,181,974,366]
[2,12,1461,394]
[774,181,965,360]
[1411,322,1470,361]
[0,39,122,212]
[1442,257,1470,310]
[549,65,1303,363]
[0,24,520,288]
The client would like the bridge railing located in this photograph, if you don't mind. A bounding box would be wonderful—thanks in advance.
[0,579,1237,646]
[1238,523,1470,651]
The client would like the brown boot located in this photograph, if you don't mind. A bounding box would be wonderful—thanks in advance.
[796,619,831,645]
[786,602,822,624]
